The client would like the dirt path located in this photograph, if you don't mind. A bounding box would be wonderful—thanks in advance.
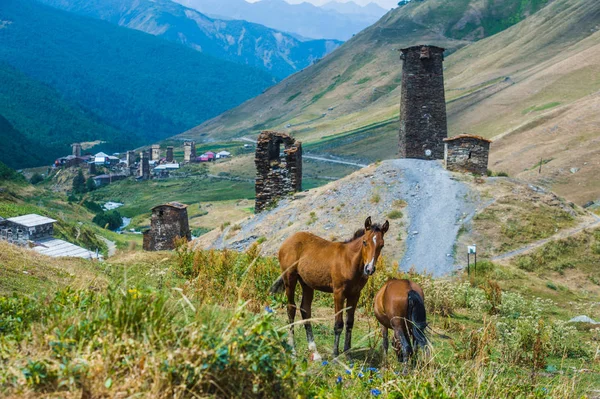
[98,236,116,258]
[492,214,600,262]
[394,159,475,276]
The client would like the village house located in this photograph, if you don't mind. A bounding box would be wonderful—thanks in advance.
[93,173,128,187]
[0,213,101,259]
[216,151,231,159]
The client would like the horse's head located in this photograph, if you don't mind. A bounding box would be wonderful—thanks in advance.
[361,216,389,276]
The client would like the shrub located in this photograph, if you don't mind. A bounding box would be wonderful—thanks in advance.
[92,210,122,230]
[387,210,403,220]
[29,173,44,185]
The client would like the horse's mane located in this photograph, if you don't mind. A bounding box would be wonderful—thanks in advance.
[345,224,384,243]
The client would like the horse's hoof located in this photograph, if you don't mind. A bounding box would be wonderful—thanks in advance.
[311,352,323,362]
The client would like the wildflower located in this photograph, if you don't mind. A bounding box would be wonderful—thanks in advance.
[336,376,343,384]
[321,361,329,366]
[345,369,352,375]
[264,306,274,313]
[371,388,381,396]
[358,372,364,378]
[367,367,378,372]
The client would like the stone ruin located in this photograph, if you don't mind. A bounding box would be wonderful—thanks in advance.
[139,150,150,180]
[444,134,491,175]
[166,146,174,163]
[143,202,191,251]
[151,144,161,161]
[255,131,302,213]
[399,45,448,160]
[72,143,82,157]
[184,141,196,163]
[126,150,136,167]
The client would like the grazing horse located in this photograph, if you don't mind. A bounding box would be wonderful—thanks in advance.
[270,217,389,359]
[374,279,428,363]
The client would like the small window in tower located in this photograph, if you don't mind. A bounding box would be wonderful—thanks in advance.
[468,151,472,159]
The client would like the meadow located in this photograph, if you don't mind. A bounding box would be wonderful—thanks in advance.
[1,235,599,398]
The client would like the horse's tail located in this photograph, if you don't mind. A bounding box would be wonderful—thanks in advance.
[269,276,285,294]
[269,261,299,294]
[407,290,428,348]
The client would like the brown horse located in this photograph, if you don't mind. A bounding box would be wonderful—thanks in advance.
[270,216,389,359]
[374,279,428,363]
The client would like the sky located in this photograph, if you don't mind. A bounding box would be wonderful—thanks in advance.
[247,0,399,9]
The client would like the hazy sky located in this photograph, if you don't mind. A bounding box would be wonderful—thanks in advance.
[247,0,399,9]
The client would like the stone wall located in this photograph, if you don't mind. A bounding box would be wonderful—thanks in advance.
[72,143,82,157]
[143,202,191,251]
[166,146,174,163]
[255,131,302,212]
[399,45,447,160]
[444,135,491,175]
[184,142,196,163]
[126,151,136,167]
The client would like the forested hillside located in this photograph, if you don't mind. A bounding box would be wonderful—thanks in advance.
[37,0,341,79]
[0,0,275,168]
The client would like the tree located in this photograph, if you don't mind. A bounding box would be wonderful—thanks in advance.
[29,173,44,185]
[86,177,96,192]
[92,210,122,231]
[72,170,86,194]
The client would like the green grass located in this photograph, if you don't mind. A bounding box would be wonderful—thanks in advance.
[286,92,302,103]
[522,102,562,115]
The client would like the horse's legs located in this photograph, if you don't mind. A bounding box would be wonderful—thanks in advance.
[285,273,299,351]
[343,294,359,353]
[393,326,413,363]
[300,283,321,360]
[381,325,389,363]
[332,289,345,357]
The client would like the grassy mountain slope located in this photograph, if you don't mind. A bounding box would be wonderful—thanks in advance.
[0,64,129,169]
[0,0,275,168]
[37,0,341,79]
[182,0,600,204]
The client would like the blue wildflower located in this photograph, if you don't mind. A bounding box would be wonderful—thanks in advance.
[321,361,329,366]
[358,372,364,378]
[367,367,378,372]
[345,369,352,375]
[336,376,343,384]
[265,306,274,313]
[371,388,381,396]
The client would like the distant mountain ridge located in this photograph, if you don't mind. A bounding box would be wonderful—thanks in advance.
[173,0,385,40]
[321,1,387,18]
[0,0,275,168]
[37,0,341,79]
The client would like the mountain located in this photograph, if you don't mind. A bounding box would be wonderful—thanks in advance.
[36,0,341,79]
[0,0,275,168]
[173,0,382,40]
[321,1,387,18]
[181,0,600,204]
[0,63,129,169]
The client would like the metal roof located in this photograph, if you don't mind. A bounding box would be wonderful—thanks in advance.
[6,214,57,227]
[32,238,100,259]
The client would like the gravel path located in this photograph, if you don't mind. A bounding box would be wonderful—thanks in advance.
[394,159,475,276]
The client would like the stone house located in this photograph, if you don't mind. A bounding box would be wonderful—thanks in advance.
[443,134,492,175]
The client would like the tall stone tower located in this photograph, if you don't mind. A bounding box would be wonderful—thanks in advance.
[140,150,150,180]
[126,150,136,167]
[398,45,447,159]
[183,141,196,163]
[151,144,161,161]
[72,143,82,157]
[166,146,174,163]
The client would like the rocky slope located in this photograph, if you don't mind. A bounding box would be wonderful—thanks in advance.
[194,159,590,276]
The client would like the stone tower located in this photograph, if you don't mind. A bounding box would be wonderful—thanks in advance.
[184,141,196,163]
[255,131,302,213]
[399,45,447,159]
[143,202,191,251]
[151,144,161,161]
[166,146,174,163]
[126,151,136,167]
[72,143,82,157]
[140,150,150,180]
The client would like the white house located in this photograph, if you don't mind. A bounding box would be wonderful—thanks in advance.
[216,151,231,159]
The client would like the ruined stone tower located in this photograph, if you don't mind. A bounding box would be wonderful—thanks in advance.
[184,142,196,163]
[72,143,82,157]
[126,151,136,167]
[255,131,302,213]
[143,202,191,251]
[151,144,161,161]
[139,150,150,180]
[399,45,447,159]
[166,146,174,163]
